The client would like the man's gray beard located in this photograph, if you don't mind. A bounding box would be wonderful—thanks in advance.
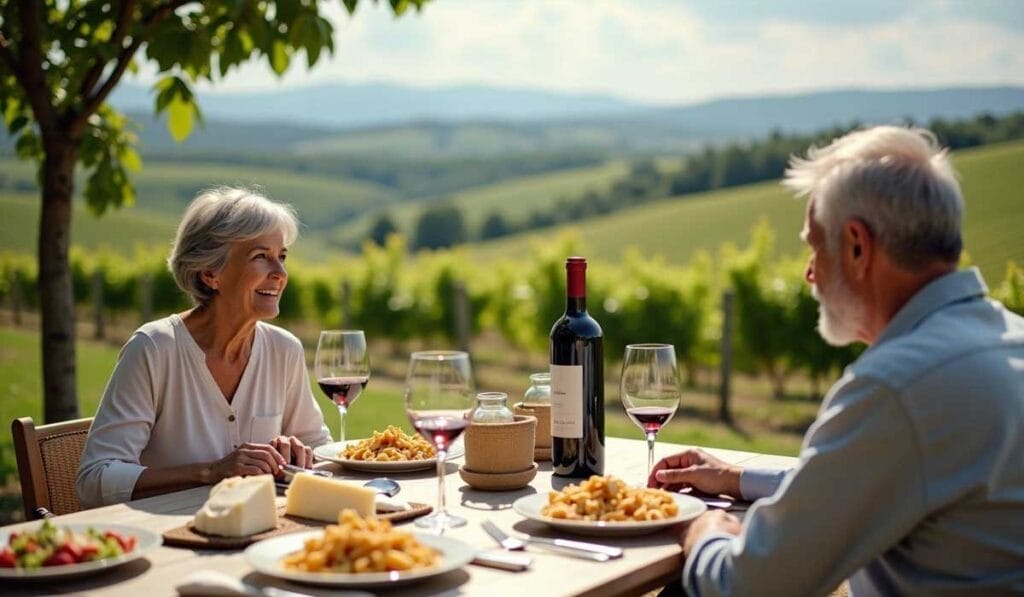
[812,275,861,347]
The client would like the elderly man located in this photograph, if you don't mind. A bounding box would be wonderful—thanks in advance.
[650,126,1024,595]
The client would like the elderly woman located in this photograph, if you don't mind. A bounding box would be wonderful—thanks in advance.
[76,187,330,508]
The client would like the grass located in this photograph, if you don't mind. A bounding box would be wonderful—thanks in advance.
[468,140,1024,283]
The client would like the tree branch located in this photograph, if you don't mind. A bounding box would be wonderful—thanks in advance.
[16,0,58,135]
[78,0,139,100]
[71,0,192,133]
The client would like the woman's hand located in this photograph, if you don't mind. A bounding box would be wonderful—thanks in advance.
[647,448,744,498]
[210,443,287,481]
[269,435,313,468]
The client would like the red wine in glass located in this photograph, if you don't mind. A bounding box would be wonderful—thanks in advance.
[412,416,469,452]
[314,330,370,442]
[318,376,369,409]
[404,350,474,531]
[626,406,675,434]
[620,343,681,477]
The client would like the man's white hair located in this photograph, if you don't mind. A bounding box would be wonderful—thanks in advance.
[168,186,299,306]
[784,126,964,270]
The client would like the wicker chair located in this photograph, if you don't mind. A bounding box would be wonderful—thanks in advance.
[12,416,93,519]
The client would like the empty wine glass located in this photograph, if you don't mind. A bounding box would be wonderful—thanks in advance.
[314,330,370,443]
[620,344,681,477]
[405,351,475,532]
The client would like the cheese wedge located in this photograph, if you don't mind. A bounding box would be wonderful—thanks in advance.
[193,475,277,537]
[285,474,376,522]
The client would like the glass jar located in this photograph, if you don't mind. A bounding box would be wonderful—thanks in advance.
[471,392,515,424]
[523,372,551,406]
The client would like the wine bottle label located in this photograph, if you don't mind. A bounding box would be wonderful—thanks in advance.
[550,364,583,438]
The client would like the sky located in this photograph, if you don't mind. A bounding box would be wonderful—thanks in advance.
[137,0,1024,106]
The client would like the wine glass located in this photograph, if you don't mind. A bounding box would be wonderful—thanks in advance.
[405,350,475,532]
[314,330,370,443]
[620,344,681,477]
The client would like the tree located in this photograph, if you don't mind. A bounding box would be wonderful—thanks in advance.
[0,0,426,423]
[368,211,398,246]
[414,203,466,250]
[479,211,510,240]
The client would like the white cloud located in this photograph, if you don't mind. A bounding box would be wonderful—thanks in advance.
[131,0,1024,104]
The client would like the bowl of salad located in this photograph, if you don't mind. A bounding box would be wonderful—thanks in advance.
[0,519,160,580]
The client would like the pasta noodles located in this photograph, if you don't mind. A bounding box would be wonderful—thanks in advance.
[541,475,679,522]
[340,425,436,462]
[282,509,440,573]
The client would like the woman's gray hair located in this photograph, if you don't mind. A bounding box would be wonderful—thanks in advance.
[168,186,299,305]
[783,126,964,270]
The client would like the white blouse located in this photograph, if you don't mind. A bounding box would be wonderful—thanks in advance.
[76,314,331,508]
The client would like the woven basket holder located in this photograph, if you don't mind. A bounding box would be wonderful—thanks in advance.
[464,414,536,474]
[513,402,551,461]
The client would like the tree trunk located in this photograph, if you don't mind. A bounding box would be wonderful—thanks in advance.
[39,138,80,423]
[766,363,788,399]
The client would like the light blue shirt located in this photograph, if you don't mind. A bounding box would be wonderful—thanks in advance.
[685,268,1024,596]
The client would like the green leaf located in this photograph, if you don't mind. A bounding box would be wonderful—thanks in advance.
[14,132,42,160]
[167,95,196,142]
[246,11,273,49]
[120,147,142,172]
[390,0,410,16]
[9,115,28,135]
[270,40,290,76]
[342,0,359,15]
[220,27,246,77]
[276,0,301,26]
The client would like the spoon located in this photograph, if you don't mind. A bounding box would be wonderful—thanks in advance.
[363,477,401,497]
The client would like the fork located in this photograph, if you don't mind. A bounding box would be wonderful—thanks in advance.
[481,521,623,561]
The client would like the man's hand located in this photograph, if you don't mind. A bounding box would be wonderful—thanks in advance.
[209,442,286,481]
[647,448,744,498]
[270,435,313,468]
[683,510,742,556]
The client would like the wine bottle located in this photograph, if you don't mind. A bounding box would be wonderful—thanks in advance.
[550,257,604,477]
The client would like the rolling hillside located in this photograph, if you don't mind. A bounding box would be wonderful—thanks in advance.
[329,159,632,246]
[3,141,1020,282]
[0,156,398,235]
[467,141,1024,283]
[0,192,336,262]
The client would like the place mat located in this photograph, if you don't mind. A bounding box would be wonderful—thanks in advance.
[162,502,432,549]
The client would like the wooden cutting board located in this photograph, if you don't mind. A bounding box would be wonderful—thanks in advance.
[162,503,432,549]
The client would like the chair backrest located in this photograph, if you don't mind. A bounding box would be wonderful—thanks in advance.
[12,416,93,518]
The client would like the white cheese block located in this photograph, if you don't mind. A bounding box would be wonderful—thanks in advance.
[193,475,277,537]
[285,474,376,522]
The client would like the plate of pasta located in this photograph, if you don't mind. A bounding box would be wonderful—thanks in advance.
[244,510,475,587]
[313,426,464,472]
[513,475,707,536]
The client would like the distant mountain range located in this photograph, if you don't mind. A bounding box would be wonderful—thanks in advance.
[110,82,646,128]
[1,83,1018,158]
[111,82,1024,129]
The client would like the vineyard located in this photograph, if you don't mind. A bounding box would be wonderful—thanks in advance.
[4,222,1021,400]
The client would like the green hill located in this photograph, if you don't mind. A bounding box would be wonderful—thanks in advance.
[0,191,334,263]
[0,156,398,234]
[0,192,180,255]
[467,141,1024,283]
[329,159,632,246]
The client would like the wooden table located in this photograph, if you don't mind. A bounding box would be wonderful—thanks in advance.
[4,437,796,597]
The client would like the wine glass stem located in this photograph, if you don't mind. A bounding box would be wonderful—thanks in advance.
[646,431,657,478]
[336,404,348,443]
[435,448,448,523]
